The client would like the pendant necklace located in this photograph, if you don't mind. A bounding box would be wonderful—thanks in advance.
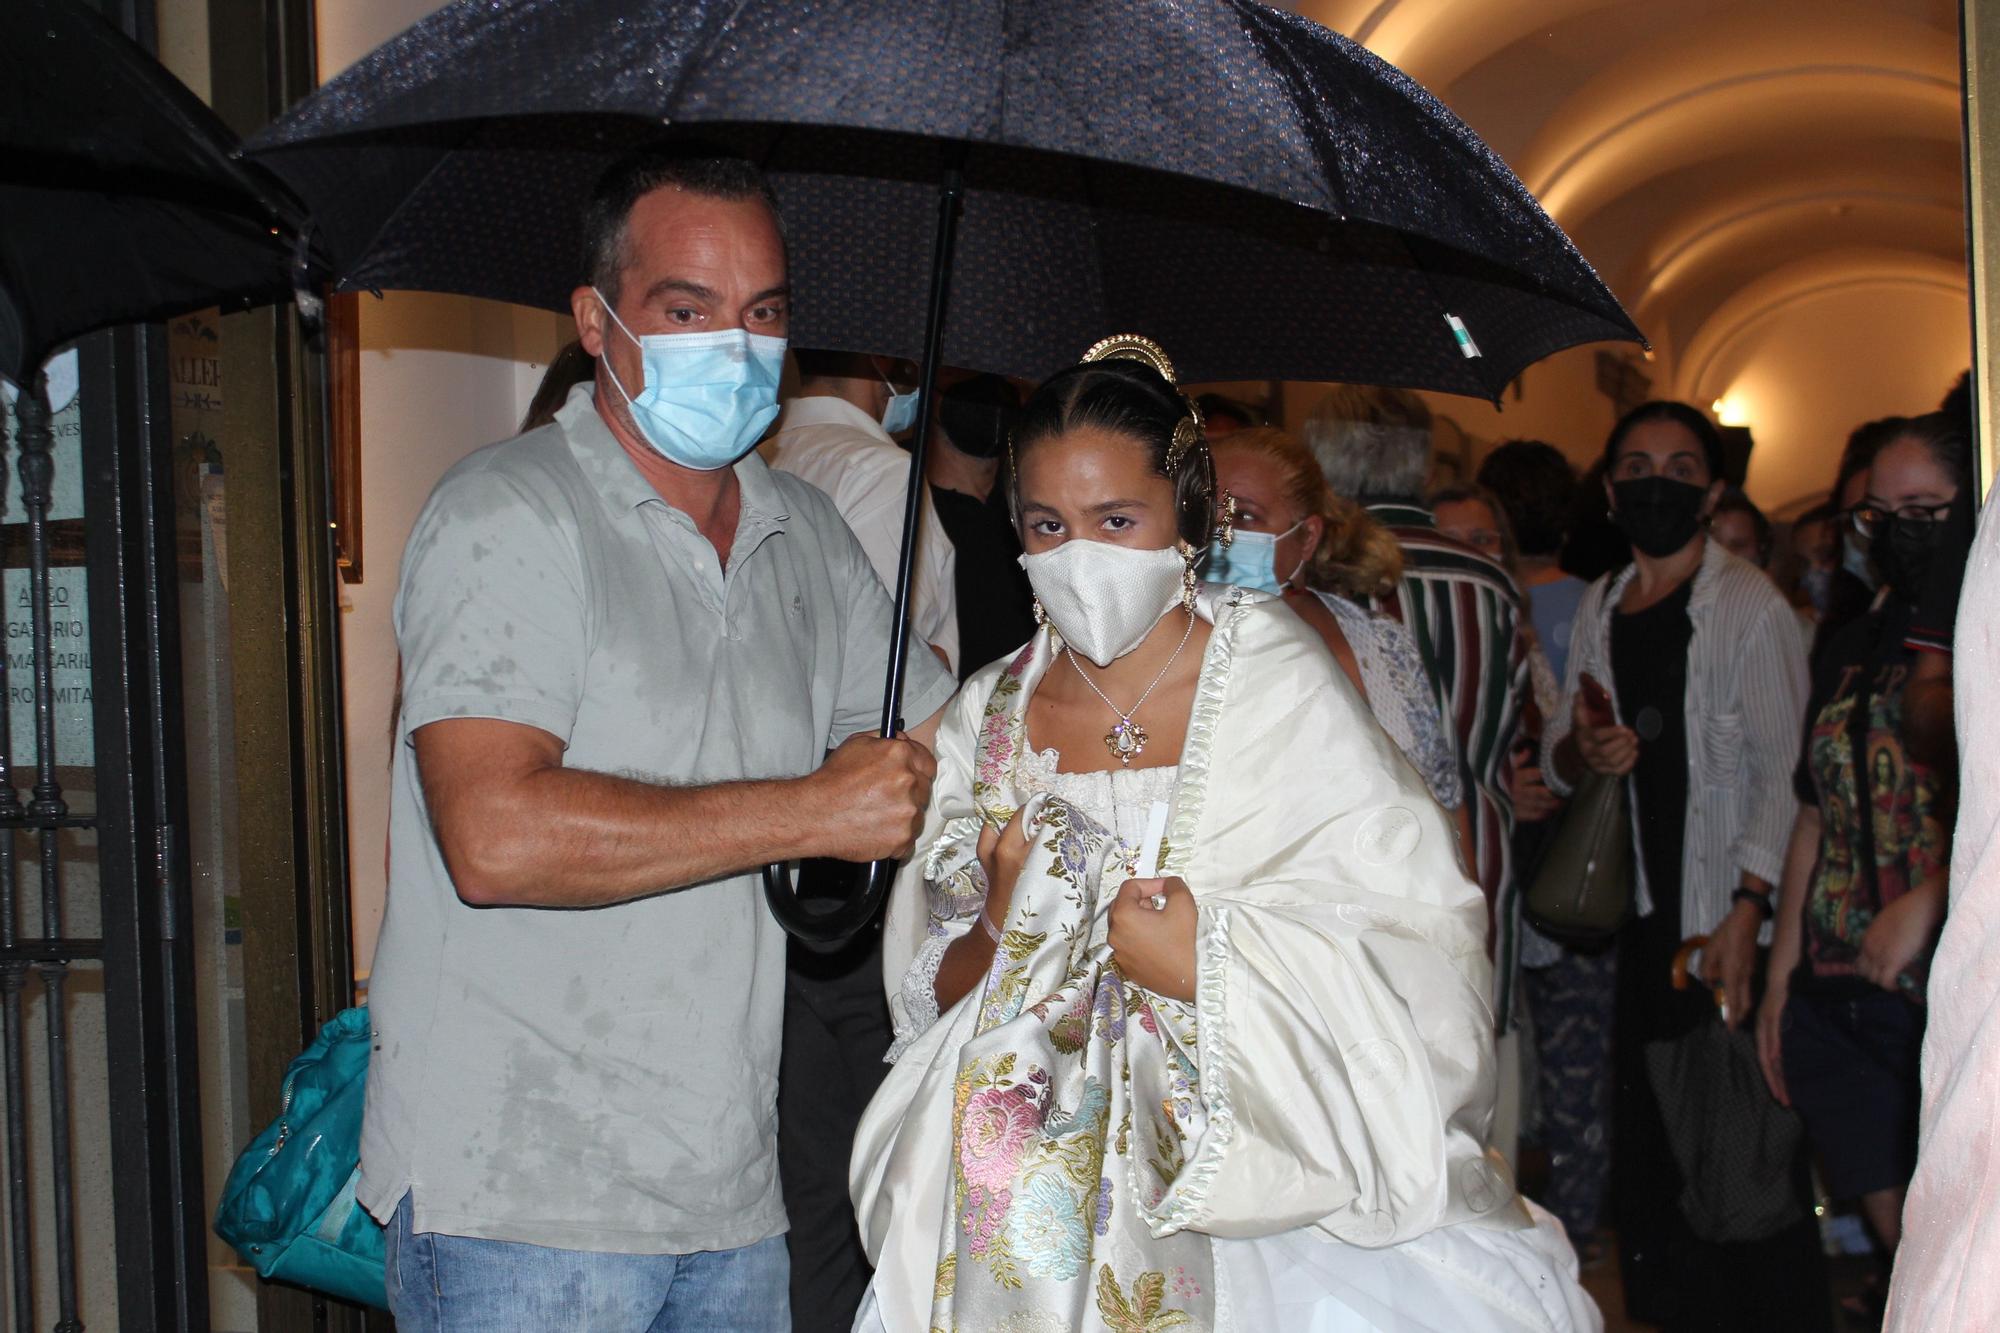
[1065,609,1196,766]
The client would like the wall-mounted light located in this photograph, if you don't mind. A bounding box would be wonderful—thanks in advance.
[1712,393,1751,427]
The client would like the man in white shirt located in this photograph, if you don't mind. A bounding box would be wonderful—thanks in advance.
[766,351,959,672]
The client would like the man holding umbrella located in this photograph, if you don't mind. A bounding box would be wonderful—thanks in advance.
[361,148,957,1331]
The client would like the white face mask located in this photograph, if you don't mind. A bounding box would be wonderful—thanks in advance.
[1018,540,1186,667]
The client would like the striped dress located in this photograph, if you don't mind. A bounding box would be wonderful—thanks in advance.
[1367,502,1530,1027]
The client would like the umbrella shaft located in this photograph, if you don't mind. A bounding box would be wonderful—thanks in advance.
[877,165,964,738]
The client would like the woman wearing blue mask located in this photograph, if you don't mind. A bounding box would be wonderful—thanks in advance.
[1210,427,1463,814]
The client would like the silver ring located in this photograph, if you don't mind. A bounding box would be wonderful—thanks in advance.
[1146,891,1168,912]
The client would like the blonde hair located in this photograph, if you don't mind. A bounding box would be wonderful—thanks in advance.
[1215,427,1403,600]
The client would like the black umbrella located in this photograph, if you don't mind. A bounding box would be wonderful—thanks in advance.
[0,0,313,390]
[246,0,1643,945]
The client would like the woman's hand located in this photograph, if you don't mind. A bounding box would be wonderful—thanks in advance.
[1857,882,1946,991]
[1510,762,1563,823]
[1572,693,1639,777]
[1700,895,1765,1029]
[974,801,1038,936]
[935,802,1042,1012]
[1108,876,1198,1002]
[1755,982,1791,1105]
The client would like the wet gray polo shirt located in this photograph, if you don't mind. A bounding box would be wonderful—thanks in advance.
[359,385,955,1253]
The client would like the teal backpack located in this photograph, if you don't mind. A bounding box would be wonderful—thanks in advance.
[214,1006,387,1309]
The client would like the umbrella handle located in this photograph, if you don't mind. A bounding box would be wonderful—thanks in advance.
[1671,934,1728,1011]
[760,858,897,952]
[763,158,966,950]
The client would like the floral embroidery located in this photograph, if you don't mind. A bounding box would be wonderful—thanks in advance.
[912,625,1215,1330]
[961,1183,1013,1259]
[1092,980,1127,1042]
[960,1085,1044,1191]
[990,1315,1070,1333]
[1094,1266,1192,1332]
[1007,1170,1093,1280]
[973,645,1035,799]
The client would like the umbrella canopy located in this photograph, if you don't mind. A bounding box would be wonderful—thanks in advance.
[245,0,1642,398]
[0,0,311,385]
[245,0,1645,945]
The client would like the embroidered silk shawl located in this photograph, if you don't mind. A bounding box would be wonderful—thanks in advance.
[855,589,1527,1333]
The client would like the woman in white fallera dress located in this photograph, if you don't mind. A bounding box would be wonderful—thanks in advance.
[850,337,1598,1333]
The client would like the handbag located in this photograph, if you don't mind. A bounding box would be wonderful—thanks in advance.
[213,1006,387,1309]
[1523,671,1633,945]
[1523,768,1632,944]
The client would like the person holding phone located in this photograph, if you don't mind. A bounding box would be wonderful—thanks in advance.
[1542,402,1823,1330]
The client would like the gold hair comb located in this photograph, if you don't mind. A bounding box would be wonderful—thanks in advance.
[1079,334,1206,474]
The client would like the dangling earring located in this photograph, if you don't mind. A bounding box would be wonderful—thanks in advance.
[1032,596,1047,626]
[1177,540,1199,612]
[1218,491,1239,547]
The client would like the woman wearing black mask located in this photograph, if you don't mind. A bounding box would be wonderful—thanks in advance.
[1543,401,1827,1331]
[1755,413,1966,1320]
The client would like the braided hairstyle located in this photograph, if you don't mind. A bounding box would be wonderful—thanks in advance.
[1010,347,1215,549]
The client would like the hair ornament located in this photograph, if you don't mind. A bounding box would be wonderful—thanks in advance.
[1079,333,1206,475]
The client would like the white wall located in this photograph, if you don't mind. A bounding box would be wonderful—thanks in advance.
[1690,284,1970,516]
[318,0,573,976]
[340,297,570,975]
[1279,342,1637,487]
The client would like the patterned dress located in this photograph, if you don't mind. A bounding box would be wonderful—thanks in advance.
[1314,590,1462,810]
[856,592,1600,1333]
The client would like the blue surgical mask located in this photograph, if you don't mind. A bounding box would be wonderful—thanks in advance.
[1841,530,1878,590]
[595,291,786,470]
[880,370,921,436]
[1205,521,1306,595]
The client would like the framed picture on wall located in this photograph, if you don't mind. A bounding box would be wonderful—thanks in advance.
[328,291,363,583]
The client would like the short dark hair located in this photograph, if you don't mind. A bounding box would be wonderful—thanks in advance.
[1476,439,1577,558]
[1836,417,1904,500]
[1012,358,1214,547]
[1602,400,1725,483]
[1709,487,1772,566]
[579,149,786,302]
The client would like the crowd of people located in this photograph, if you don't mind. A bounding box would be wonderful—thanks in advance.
[361,145,1977,1332]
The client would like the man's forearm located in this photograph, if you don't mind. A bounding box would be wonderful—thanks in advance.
[450,765,822,908]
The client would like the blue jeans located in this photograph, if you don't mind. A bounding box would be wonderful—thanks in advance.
[387,1193,789,1332]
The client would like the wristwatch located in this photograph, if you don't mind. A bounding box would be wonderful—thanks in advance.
[1731,886,1774,921]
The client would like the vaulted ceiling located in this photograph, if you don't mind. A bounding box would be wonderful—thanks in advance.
[1280,0,1972,509]
[1296,0,1965,403]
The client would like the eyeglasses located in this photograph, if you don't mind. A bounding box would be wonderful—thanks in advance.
[1850,501,1952,538]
